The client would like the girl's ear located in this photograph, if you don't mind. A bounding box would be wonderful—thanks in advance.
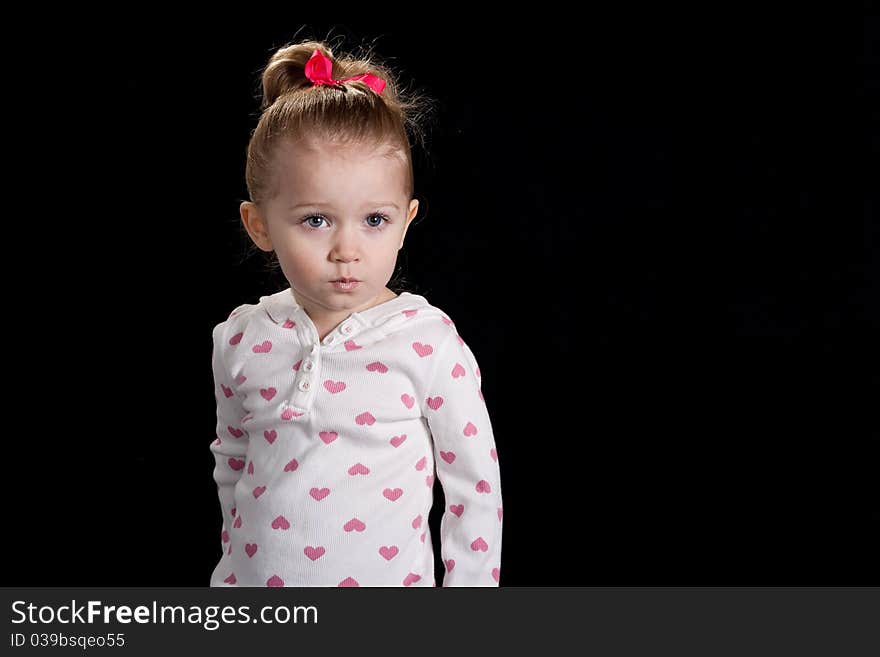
[240,201,274,251]
[399,198,419,249]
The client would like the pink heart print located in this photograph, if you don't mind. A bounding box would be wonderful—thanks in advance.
[339,577,359,587]
[471,536,489,552]
[323,380,347,394]
[498,507,503,521]
[344,518,366,532]
[293,359,302,371]
[228,332,243,346]
[233,516,242,529]
[425,474,435,487]
[426,396,444,410]
[403,573,421,586]
[304,546,326,561]
[445,559,455,572]
[383,487,403,501]
[451,363,466,378]
[319,431,338,444]
[449,504,464,517]
[264,430,277,444]
[400,394,415,409]
[412,514,423,529]
[412,341,433,357]
[247,461,254,475]
[344,339,362,351]
[260,387,277,401]
[476,479,491,493]
[271,515,290,530]
[234,374,247,386]
[463,422,478,437]
[252,340,272,353]
[245,543,258,558]
[252,485,266,498]
[224,573,237,584]
[228,426,244,438]
[228,457,245,471]
[492,568,500,582]
[221,384,234,398]
[390,434,407,448]
[440,451,456,464]
[356,412,376,425]
[348,463,370,475]
[281,408,303,421]
[403,309,418,318]
[267,575,284,587]
[282,319,295,328]
[221,530,229,544]
[366,361,388,373]
[310,487,330,501]
[490,448,498,461]
[283,458,299,472]
[379,545,399,561]
[415,456,427,470]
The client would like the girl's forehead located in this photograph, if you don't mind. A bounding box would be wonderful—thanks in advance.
[275,139,407,194]
[280,136,399,162]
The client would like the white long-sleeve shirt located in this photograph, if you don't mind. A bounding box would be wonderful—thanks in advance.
[209,287,503,587]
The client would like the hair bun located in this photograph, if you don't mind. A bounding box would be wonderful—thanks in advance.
[260,41,335,109]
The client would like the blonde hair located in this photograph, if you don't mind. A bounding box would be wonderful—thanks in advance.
[243,38,436,207]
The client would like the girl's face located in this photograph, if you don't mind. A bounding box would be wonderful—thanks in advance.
[242,137,419,315]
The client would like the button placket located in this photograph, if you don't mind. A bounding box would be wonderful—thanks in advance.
[289,343,320,408]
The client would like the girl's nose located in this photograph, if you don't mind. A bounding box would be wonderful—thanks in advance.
[331,232,360,263]
[332,251,359,263]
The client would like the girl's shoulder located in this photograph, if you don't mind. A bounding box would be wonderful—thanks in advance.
[380,296,469,364]
[211,297,263,349]
[379,292,459,338]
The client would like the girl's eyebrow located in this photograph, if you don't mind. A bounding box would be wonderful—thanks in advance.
[289,201,401,211]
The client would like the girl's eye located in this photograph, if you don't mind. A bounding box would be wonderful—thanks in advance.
[301,214,390,230]
[365,214,386,228]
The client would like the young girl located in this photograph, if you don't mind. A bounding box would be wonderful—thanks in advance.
[209,39,503,587]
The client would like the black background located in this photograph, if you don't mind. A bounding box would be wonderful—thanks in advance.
[8,8,876,585]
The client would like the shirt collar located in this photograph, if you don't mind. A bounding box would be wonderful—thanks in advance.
[260,286,429,333]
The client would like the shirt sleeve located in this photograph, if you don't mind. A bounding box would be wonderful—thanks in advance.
[421,326,503,586]
[208,319,250,555]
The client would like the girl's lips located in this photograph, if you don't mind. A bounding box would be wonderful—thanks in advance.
[331,280,360,292]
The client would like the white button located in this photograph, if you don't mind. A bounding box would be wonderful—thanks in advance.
[303,360,313,371]
[342,324,352,334]
[324,334,334,343]
[298,379,310,391]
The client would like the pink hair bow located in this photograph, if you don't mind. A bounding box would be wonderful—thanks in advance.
[304,48,387,94]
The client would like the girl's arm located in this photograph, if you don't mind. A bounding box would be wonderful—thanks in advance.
[208,320,250,555]
[422,327,503,586]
